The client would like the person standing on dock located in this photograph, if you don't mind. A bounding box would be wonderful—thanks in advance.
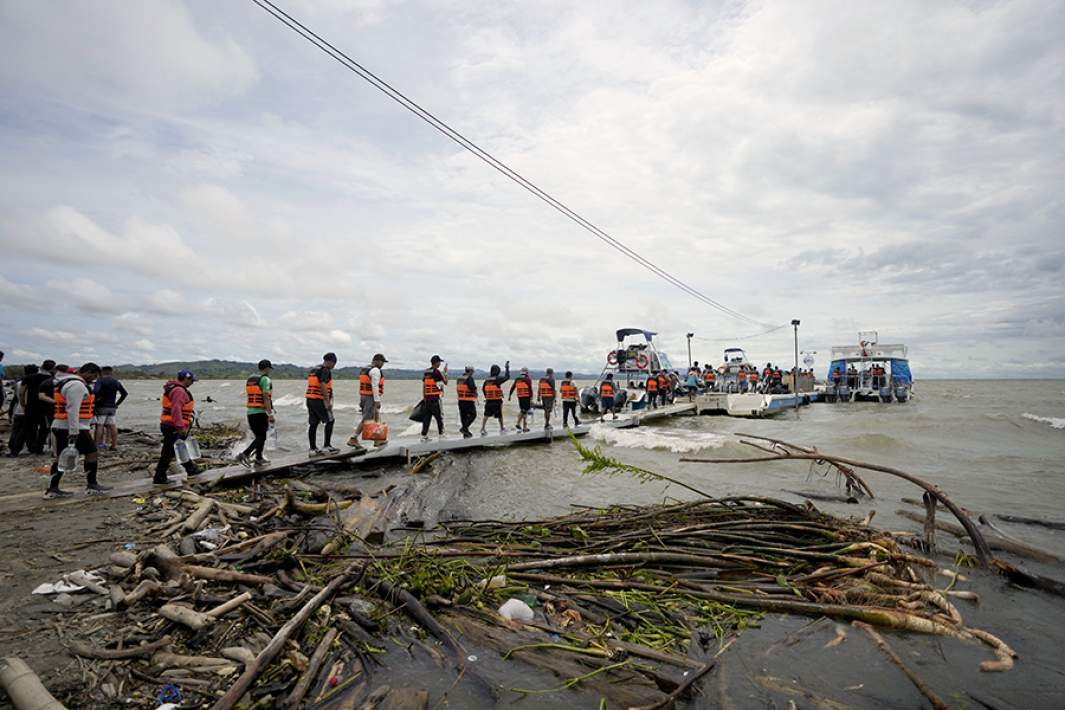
[456,364,478,439]
[237,360,274,468]
[154,369,201,485]
[509,367,534,432]
[703,368,716,392]
[93,366,128,451]
[598,373,618,421]
[479,361,509,436]
[560,371,580,427]
[748,367,761,393]
[685,369,699,401]
[538,368,556,430]
[658,371,670,406]
[45,363,107,497]
[645,370,659,408]
[421,355,448,440]
[349,353,387,451]
[306,353,338,455]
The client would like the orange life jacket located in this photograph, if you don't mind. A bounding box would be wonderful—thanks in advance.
[483,381,503,401]
[246,375,266,409]
[749,371,760,383]
[560,381,578,401]
[832,370,842,382]
[456,378,477,402]
[359,367,384,397]
[306,369,332,400]
[658,374,669,389]
[646,377,658,393]
[704,371,716,383]
[600,381,615,398]
[423,369,442,398]
[515,379,532,398]
[54,379,94,421]
[538,378,555,398]
[161,383,195,427]
[738,370,747,381]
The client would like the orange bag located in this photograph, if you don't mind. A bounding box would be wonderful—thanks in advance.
[362,421,389,442]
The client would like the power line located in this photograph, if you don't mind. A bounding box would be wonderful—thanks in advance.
[691,323,790,343]
[249,0,772,328]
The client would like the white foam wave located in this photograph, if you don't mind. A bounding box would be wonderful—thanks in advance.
[381,405,409,414]
[273,393,305,407]
[589,424,730,453]
[1022,413,1065,430]
[219,382,232,388]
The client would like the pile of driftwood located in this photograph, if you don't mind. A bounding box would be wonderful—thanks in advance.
[4,454,1023,710]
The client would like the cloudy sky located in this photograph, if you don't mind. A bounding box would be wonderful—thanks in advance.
[1,0,1063,377]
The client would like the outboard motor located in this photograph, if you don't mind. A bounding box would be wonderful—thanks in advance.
[615,389,629,410]
[579,386,599,413]
[837,385,851,402]
[894,386,909,403]
[878,387,893,403]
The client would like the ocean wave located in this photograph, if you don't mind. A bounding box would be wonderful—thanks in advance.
[219,382,232,388]
[1022,413,1065,430]
[273,394,305,407]
[589,424,730,453]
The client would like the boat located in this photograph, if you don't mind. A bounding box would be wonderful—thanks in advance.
[825,332,912,403]
[580,328,679,415]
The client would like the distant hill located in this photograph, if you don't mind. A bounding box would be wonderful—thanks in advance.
[107,360,598,381]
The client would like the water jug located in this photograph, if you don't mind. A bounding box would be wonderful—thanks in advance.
[186,436,201,460]
[174,439,191,464]
[266,425,278,451]
[58,445,79,473]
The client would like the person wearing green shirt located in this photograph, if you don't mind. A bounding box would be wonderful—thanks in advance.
[237,359,274,467]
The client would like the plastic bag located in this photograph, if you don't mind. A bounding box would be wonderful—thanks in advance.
[362,421,389,442]
[409,401,427,423]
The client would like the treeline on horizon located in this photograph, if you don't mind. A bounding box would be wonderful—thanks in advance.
[1,359,599,381]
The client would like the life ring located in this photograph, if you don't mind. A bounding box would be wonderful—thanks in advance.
[635,354,650,369]
[607,351,618,365]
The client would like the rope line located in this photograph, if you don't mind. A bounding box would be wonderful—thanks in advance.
[249,0,771,327]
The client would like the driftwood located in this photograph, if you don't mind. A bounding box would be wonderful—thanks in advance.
[995,513,1065,531]
[68,636,172,660]
[206,591,252,618]
[0,657,66,710]
[183,499,215,532]
[282,627,337,707]
[286,489,356,516]
[897,510,1065,565]
[853,621,947,709]
[410,451,442,475]
[159,603,214,631]
[992,559,1065,598]
[208,563,361,710]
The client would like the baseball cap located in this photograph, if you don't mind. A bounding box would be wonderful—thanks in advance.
[373,353,388,363]
[177,369,197,382]
[258,359,273,370]
[431,355,442,364]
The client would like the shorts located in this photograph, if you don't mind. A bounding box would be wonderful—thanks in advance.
[95,407,117,426]
[359,395,377,422]
[54,429,97,455]
[600,397,615,412]
[518,396,531,413]
[484,400,502,417]
[307,398,332,424]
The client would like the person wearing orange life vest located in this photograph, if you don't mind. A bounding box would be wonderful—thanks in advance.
[537,368,557,430]
[560,371,581,428]
[44,363,104,498]
[703,368,716,392]
[348,353,387,450]
[456,364,478,439]
[667,372,679,404]
[508,367,534,433]
[306,353,338,455]
[598,373,618,421]
[871,363,886,389]
[479,361,510,436]
[153,369,201,485]
[748,368,761,393]
[645,370,659,409]
[421,355,448,440]
[236,360,274,468]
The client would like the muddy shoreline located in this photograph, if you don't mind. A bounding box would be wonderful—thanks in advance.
[1,425,1063,709]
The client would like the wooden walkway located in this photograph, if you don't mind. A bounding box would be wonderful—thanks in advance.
[0,401,698,515]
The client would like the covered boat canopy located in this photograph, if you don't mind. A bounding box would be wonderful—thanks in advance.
[616,328,657,343]
[830,343,908,360]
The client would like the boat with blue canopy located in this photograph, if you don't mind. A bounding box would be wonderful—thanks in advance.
[825,331,912,403]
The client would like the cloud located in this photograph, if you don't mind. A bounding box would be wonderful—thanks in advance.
[44,278,118,313]
[329,329,353,344]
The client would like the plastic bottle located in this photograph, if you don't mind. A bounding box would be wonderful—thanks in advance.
[186,436,201,460]
[174,439,191,464]
[58,445,79,473]
[266,425,278,451]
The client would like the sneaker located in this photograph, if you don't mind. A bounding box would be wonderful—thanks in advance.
[479,429,487,437]
[522,427,530,433]
[253,456,271,467]
[323,445,340,454]
[185,465,202,476]
[346,435,362,447]
[236,452,251,468]
[97,442,109,451]
[153,477,174,485]
[86,484,112,495]
[462,431,473,439]
[421,436,431,442]
[43,489,72,499]
[309,447,323,456]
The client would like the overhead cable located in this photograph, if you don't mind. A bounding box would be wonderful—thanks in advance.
[249,0,771,327]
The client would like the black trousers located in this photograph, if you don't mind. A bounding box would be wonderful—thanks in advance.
[458,401,477,434]
[22,408,45,454]
[7,415,26,456]
[421,398,443,435]
[242,412,269,458]
[48,429,98,491]
[155,424,198,481]
[562,400,580,427]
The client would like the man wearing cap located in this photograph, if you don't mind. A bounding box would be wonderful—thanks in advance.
[508,367,534,433]
[455,364,478,439]
[420,355,448,440]
[479,361,510,436]
[45,362,108,498]
[348,353,387,451]
[237,360,274,467]
[153,369,201,484]
[306,353,338,455]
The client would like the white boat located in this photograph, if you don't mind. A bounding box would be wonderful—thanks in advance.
[580,328,679,414]
[825,331,912,403]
